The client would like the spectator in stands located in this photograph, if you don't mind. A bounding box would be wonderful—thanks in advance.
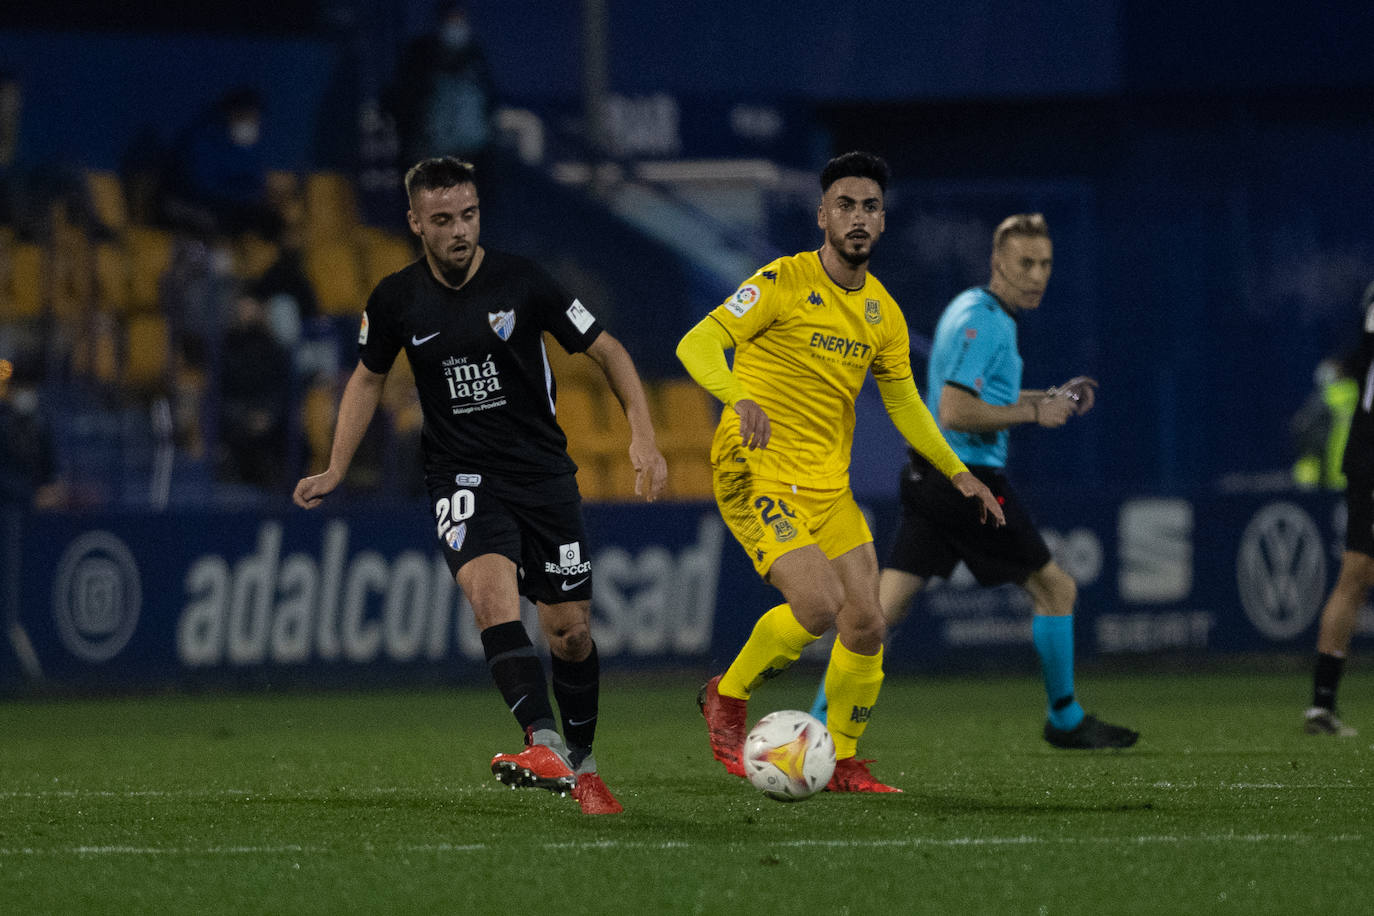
[217,292,291,489]
[248,226,320,353]
[166,87,282,241]
[0,70,21,231]
[0,352,65,509]
[1291,355,1357,491]
[389,2,497,176]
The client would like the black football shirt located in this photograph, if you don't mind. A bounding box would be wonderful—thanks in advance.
[357,250,603,500]
[1344,291,1374,478]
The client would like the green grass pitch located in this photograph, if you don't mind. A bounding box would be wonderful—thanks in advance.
[2,669,1370,914]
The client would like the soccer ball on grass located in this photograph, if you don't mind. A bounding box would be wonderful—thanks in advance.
[743,709,836,801]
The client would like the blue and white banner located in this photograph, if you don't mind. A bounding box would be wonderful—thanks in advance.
[3,491,1371,691]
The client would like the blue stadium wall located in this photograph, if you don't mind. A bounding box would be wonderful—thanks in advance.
[4,491,1370,694]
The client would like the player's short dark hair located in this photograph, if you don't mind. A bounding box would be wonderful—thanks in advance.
[405,157,478,203]
[993,213,1051,250]
[819,151,890,195]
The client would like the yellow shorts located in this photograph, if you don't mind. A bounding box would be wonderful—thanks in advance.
[713,467,873,577]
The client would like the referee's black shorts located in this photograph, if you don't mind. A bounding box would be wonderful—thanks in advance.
[1344,470,1374,558]
[886,456,1051,588]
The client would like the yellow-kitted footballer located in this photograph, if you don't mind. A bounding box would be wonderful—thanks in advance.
[676,151,1004,791]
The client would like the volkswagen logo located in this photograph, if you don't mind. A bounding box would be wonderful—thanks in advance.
[1236,502,1325,641]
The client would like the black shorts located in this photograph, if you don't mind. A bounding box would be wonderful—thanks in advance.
[1345,472,1374,557]
[426,470,593,604]
[886,457,1051,587]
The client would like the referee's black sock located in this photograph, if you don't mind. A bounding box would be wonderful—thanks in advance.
[481,621,557,737]
[1313,652,1346,711]
[552,643,600,768]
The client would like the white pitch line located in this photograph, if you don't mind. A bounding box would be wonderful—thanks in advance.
[5,777,1367,801]
[0,787,469,800]
[0,834,1360,858]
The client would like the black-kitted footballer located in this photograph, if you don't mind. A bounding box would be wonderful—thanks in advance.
[294,157,667,814]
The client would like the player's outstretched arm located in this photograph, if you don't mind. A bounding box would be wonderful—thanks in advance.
[876,375,1005,527]
[676,316,770,450]
[949,471,1006,527]
[585,331,667,502]
[293,362,387,509]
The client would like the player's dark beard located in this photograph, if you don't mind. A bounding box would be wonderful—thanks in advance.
[836,240,870,268]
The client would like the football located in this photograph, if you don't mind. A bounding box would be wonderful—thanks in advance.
[743,709,836,801]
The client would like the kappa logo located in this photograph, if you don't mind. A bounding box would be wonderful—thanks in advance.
[760,270,778,281]
[1236,501,1326,640]
[488,310,515,341]
[806,290,824,307]
[864,298,881,324]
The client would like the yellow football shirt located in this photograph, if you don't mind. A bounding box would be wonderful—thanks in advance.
[705,249,912,489]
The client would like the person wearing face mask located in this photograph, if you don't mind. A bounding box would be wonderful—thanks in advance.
[389,2,497,178]
[0,353,65,510]
[807,213,1139,751]
[167,87,282,240]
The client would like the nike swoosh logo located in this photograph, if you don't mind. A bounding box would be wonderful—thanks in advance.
[411,331,440,345]
[561,576,590,591]
[567,715,597,727]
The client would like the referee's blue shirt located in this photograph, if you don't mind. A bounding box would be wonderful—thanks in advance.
[926,287,1022,469]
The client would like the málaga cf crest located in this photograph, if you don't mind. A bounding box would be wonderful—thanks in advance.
[488,310,516,341]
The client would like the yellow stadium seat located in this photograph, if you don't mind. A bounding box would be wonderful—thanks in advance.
[94,241,132,314]
[545,333,601,385]
[653,378,720,500]
[2,242,44,321]
[86,170,129,233]
[234,234,281,281]
[303,380,338,474]
[359,227,417,286]
[126,226,174,312]
[49,209,91,325]
[122,312,170,392]
[558,383,623,502]
[306,240,366,316]
[304,171,359,237]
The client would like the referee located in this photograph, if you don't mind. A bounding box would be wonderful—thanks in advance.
[811,213,1137,749]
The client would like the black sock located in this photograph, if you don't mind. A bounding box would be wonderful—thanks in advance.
[1313,652,1346,711]
[551,642,600,766]
[481,621,556,736]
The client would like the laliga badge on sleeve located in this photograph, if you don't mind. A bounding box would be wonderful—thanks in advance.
[566,298,596,334]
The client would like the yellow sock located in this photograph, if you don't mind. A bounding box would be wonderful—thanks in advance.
[824,639,884,759]
[719,604,818,699]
